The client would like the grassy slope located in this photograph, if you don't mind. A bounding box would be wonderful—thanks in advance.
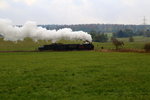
[0,38,83,51]
[0,36,150,51]
[94,42,146,50]
[94,36,150,50]
[0,51,150,100]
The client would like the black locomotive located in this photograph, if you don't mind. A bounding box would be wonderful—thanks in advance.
[38,42,94,51]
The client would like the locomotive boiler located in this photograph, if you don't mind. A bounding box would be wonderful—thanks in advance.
[38,42,94,51]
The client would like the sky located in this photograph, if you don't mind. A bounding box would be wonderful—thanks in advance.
[0,0,150,25]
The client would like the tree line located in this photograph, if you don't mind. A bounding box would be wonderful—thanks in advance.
[113,29,150,38]
[88,31,108,42]
[41,24,150,33]
[39,24,150,43]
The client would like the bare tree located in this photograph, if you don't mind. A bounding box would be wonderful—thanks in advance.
[129,36,134,42]
[111,38,124,50]
[144,43,150,52]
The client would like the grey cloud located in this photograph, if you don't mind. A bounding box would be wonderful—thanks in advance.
[0,0,150,24]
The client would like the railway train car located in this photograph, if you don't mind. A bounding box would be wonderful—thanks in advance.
[38,42,94,51]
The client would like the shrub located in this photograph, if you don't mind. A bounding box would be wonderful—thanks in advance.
[112,38,124,50]
[89,31,108,42]
[144,43,150,52]
[129,36,134,42]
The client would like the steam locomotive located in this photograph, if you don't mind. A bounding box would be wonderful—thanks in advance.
[38,42,94,51]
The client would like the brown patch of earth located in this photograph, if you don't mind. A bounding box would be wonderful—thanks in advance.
[96,49,149,53]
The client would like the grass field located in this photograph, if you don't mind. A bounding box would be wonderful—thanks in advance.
[95,36,150,50]
[0,36,150,51]
[0,37,150,100]
[0,51,150,100]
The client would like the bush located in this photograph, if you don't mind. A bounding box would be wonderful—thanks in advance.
[144,43,150,52]
[129,36,134,42]
[89,31,108,42]
[111,38,124,50]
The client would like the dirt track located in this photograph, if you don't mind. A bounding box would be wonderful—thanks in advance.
[96,49,147,53]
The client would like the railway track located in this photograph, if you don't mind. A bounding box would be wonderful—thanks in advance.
[0,50,94,53]
[0,50,39,53]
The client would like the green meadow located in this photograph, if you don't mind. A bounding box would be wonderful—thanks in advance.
[0,36,150,51]
[0,37,150,100]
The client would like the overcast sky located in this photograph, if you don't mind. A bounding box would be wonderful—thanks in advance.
[0,0,150,25]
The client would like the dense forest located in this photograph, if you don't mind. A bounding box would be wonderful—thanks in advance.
[40,24,150,33]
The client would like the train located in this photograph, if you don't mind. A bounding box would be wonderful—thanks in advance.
[38,42,94,51]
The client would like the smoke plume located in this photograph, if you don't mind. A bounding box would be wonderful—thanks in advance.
[0,18,92,43]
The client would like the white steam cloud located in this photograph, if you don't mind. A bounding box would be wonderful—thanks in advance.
[0,18,92,43]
